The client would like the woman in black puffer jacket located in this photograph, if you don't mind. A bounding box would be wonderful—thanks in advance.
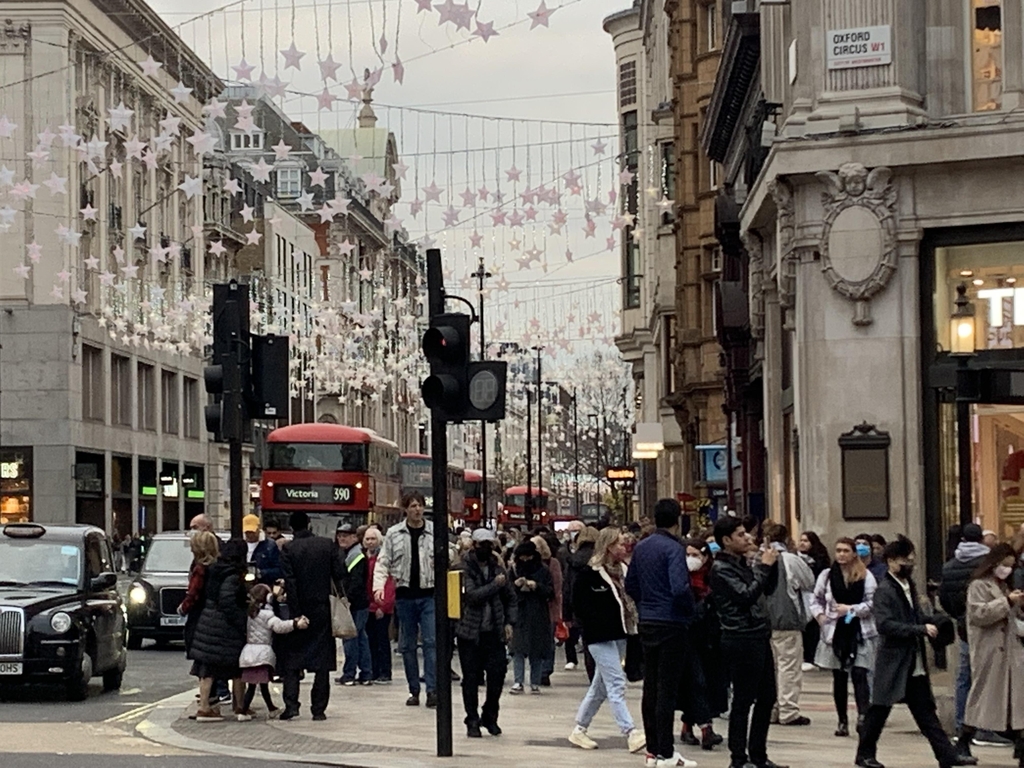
[190,538,248,721]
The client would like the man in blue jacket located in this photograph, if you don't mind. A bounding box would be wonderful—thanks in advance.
[625,498,696,768]
[242,514,283,585]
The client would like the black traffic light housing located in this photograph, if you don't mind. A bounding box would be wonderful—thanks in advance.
[422,313,471,422]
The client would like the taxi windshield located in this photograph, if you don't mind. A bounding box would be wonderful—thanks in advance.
[142,539,195,573]
[0,539,82,587]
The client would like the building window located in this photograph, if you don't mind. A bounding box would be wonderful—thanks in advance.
[660,142,676,224]
[231,132,263,150]
[619,60,637,107]
[183,376,200,439]
[111,354,131,426]
[972,0,1003,111]
[276,167,302,199]
[138,363,156,431]
[623,111,639,216]
[162,370,178,434]
[664,315,677,397]
[705,2,718,52]
[82,344,104,422]
[0,447,32,523]
[709,159,719,190]
[624,236,641,309]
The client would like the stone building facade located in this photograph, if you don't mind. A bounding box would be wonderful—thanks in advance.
[705,0,1024,572]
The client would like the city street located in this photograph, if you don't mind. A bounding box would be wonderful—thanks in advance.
[0,644,1021,768]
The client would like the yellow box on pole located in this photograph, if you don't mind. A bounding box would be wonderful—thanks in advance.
[447,570,462,620]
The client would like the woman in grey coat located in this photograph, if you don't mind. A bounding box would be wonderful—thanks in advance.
[959,544,1024,763]
[508,540,554,694]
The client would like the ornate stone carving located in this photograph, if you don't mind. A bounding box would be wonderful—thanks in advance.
[769,177,797,329]
[816,163,898,326]
[742,231,765,342]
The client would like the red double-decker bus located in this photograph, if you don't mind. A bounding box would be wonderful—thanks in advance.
[261,423,401,537]
[459,469,484,526]
[499,485,549,529]
[400,454,465,522]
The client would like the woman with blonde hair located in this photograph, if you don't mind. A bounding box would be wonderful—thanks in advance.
[810,537,878,738]
[567,526,645,754]
[177,531,220,717]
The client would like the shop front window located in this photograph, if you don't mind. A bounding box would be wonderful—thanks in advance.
[972,0,1003,112]
[934,241,1024,352]
[0,447,32,523]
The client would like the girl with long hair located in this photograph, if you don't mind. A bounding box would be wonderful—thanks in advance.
[810,537,878,737]
[237,583,308,721]
[567,527,646,754]
[957,543,1024,763]
[798,531,831,665]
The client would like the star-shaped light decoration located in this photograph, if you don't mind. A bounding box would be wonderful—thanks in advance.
[186,129,216,157]
[414,0,432,10]
[459,188,477,208]
[317,204,336,224]
[151,133,173,154]
[528,1,554,29]
[178,174,202,200]
[336,239,356,257]
[124,135,147,159]
[344,78,363,102]
[224,177,242,195]
[80,203,98,221]
[128,223,147,241]
[240,204,256,223]
[505,165,522,182]
[27,147,50,165]
[170,81,193,103]
[656,196,676,212]
[296,191,315,212]
[392,57,405,85]
[232,59,256,81]
[619,168,635,185]
[0,206,15,228]
[36,127,56,148]
[319,53,341,81]
[138,55,162,77]
[43,172,67,195]
[159,113,182,136]
[272,140,292,161]
[582,217,596,238]
[509,210,525,228]
[329,198,351,216]
[246,227,263,246]
[0,116,18,138]
[50,284,65,300]
[71,288,88,305]
[422,182,444,203]
[141,150,158,171]
[13,263,30,279]
[280,42,306,71]
[112,245,126,263]
[469,231,484,248]
[309,166,329,187]
[209,240,227,257]
[606,235,617,251]
[202,98,227,120]
[316,88,337,111]
[441,206,460,227]
[83,255,100,270]
[490,210,507,226]
[26,242,42,262]
[250,158,273,183]
[408,199,423,218]
[98,270,117,286]
[473,20,499,42]
[0,165,13,187]
[107,102,134,132]
[508,238,522,251]
[592,139,607,155]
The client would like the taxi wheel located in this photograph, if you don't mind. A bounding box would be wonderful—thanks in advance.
[66,652,93,702]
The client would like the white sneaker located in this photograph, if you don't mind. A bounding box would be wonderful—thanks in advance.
[655,753,697,768]
[509,683,524,695]
[645,755,658,768]
[564,662,577,670]
[236,713,253,722]
[626,729,646,753]
[568,725,598,750]
[801,662,816,672]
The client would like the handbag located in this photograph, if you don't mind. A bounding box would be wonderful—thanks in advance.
[554,620,570,643]
[330,582,358,639]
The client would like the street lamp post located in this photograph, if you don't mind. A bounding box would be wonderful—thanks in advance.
[573,387,581,517]
[471,257,492,526]
[950,282,978,527]
[533,346,544,513]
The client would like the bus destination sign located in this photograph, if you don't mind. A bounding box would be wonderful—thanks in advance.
[273,484,355,505]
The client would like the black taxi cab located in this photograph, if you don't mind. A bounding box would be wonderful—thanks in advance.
[126,532,199,648]
[0,523,127,700]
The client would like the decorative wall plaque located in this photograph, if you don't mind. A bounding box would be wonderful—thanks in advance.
[838,422,891,521]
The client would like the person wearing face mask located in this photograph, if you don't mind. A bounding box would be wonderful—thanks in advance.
[856,533,889,582]
[855,536,975,768]
[454,528,516,738]
[957,543,1024,765]
[678,539,725,751]
[811,537,878,738]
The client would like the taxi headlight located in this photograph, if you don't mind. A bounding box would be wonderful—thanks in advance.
[50,612,72,633]
[129,585,148,605]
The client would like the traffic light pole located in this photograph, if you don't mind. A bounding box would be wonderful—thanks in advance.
[525,388,533,531]
[534,346,543,510]
[471,256,491,528]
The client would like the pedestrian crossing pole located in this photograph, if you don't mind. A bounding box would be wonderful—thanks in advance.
[426,249,454,758]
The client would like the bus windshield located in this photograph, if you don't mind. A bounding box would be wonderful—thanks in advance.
[465,481,481,499]
[268,443,367,472]
[401,459,431,489]
[503,494,548,509]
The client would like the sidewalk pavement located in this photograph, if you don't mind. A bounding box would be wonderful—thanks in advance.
[138,664,1022,768]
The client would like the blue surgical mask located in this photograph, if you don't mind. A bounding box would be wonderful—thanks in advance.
[708,541,721,554]
[856,543,871,558]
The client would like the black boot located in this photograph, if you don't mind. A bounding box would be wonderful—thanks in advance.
[835,717,849,737]
[954,731,973,759]
[680,723,700,746]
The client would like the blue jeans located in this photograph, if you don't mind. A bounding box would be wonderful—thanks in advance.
[576,639,635,734]
[955,638,971,732]
[512,652,544,687]
[342,608,372,682]
[396,596,436,695]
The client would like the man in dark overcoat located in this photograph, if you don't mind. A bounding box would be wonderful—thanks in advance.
[279,511,346,721]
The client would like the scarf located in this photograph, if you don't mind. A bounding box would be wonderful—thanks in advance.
[689,561,711,602]
[603,561,638,634]
[828,562,866,669]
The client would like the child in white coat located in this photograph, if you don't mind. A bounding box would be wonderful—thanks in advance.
[238,583,308,721]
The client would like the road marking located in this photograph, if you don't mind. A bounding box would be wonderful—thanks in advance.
[105,701,160,724]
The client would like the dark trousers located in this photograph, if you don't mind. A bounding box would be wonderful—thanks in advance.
[367,612,393,681]
[282,668,330,717]
[833,667,871,722]
[857,675,959,766]
[458,631,507,726]
[803,619,820,664]
[678,632,712,726]
[242,683,276,711]
[565,624,581,666]
[722,633,777,766]
[640,623,687,760]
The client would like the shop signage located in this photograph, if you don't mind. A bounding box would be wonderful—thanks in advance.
[697,445,728,486]
[1,461,22,479]
[826,25,891,70]
[606,467,636,482]
[272,484,355,505]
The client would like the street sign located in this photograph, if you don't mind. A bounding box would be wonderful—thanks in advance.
[606,466,636,482]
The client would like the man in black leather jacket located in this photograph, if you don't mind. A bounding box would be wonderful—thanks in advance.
[710,516,786,768]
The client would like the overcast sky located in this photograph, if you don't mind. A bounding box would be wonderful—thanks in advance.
[150,0,631,350]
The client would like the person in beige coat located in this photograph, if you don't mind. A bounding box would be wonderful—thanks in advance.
[959,543,1024,763]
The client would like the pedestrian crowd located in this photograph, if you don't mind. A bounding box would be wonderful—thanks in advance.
[164,497,1024,768]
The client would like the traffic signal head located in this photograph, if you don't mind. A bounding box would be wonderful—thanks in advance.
[422,313,471,422]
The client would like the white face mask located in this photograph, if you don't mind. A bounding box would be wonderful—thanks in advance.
[686,555,704,573]
[994,564,1013,581]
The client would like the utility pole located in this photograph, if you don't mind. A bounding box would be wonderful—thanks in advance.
[573,387,580,517]
[471,256,491,527]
